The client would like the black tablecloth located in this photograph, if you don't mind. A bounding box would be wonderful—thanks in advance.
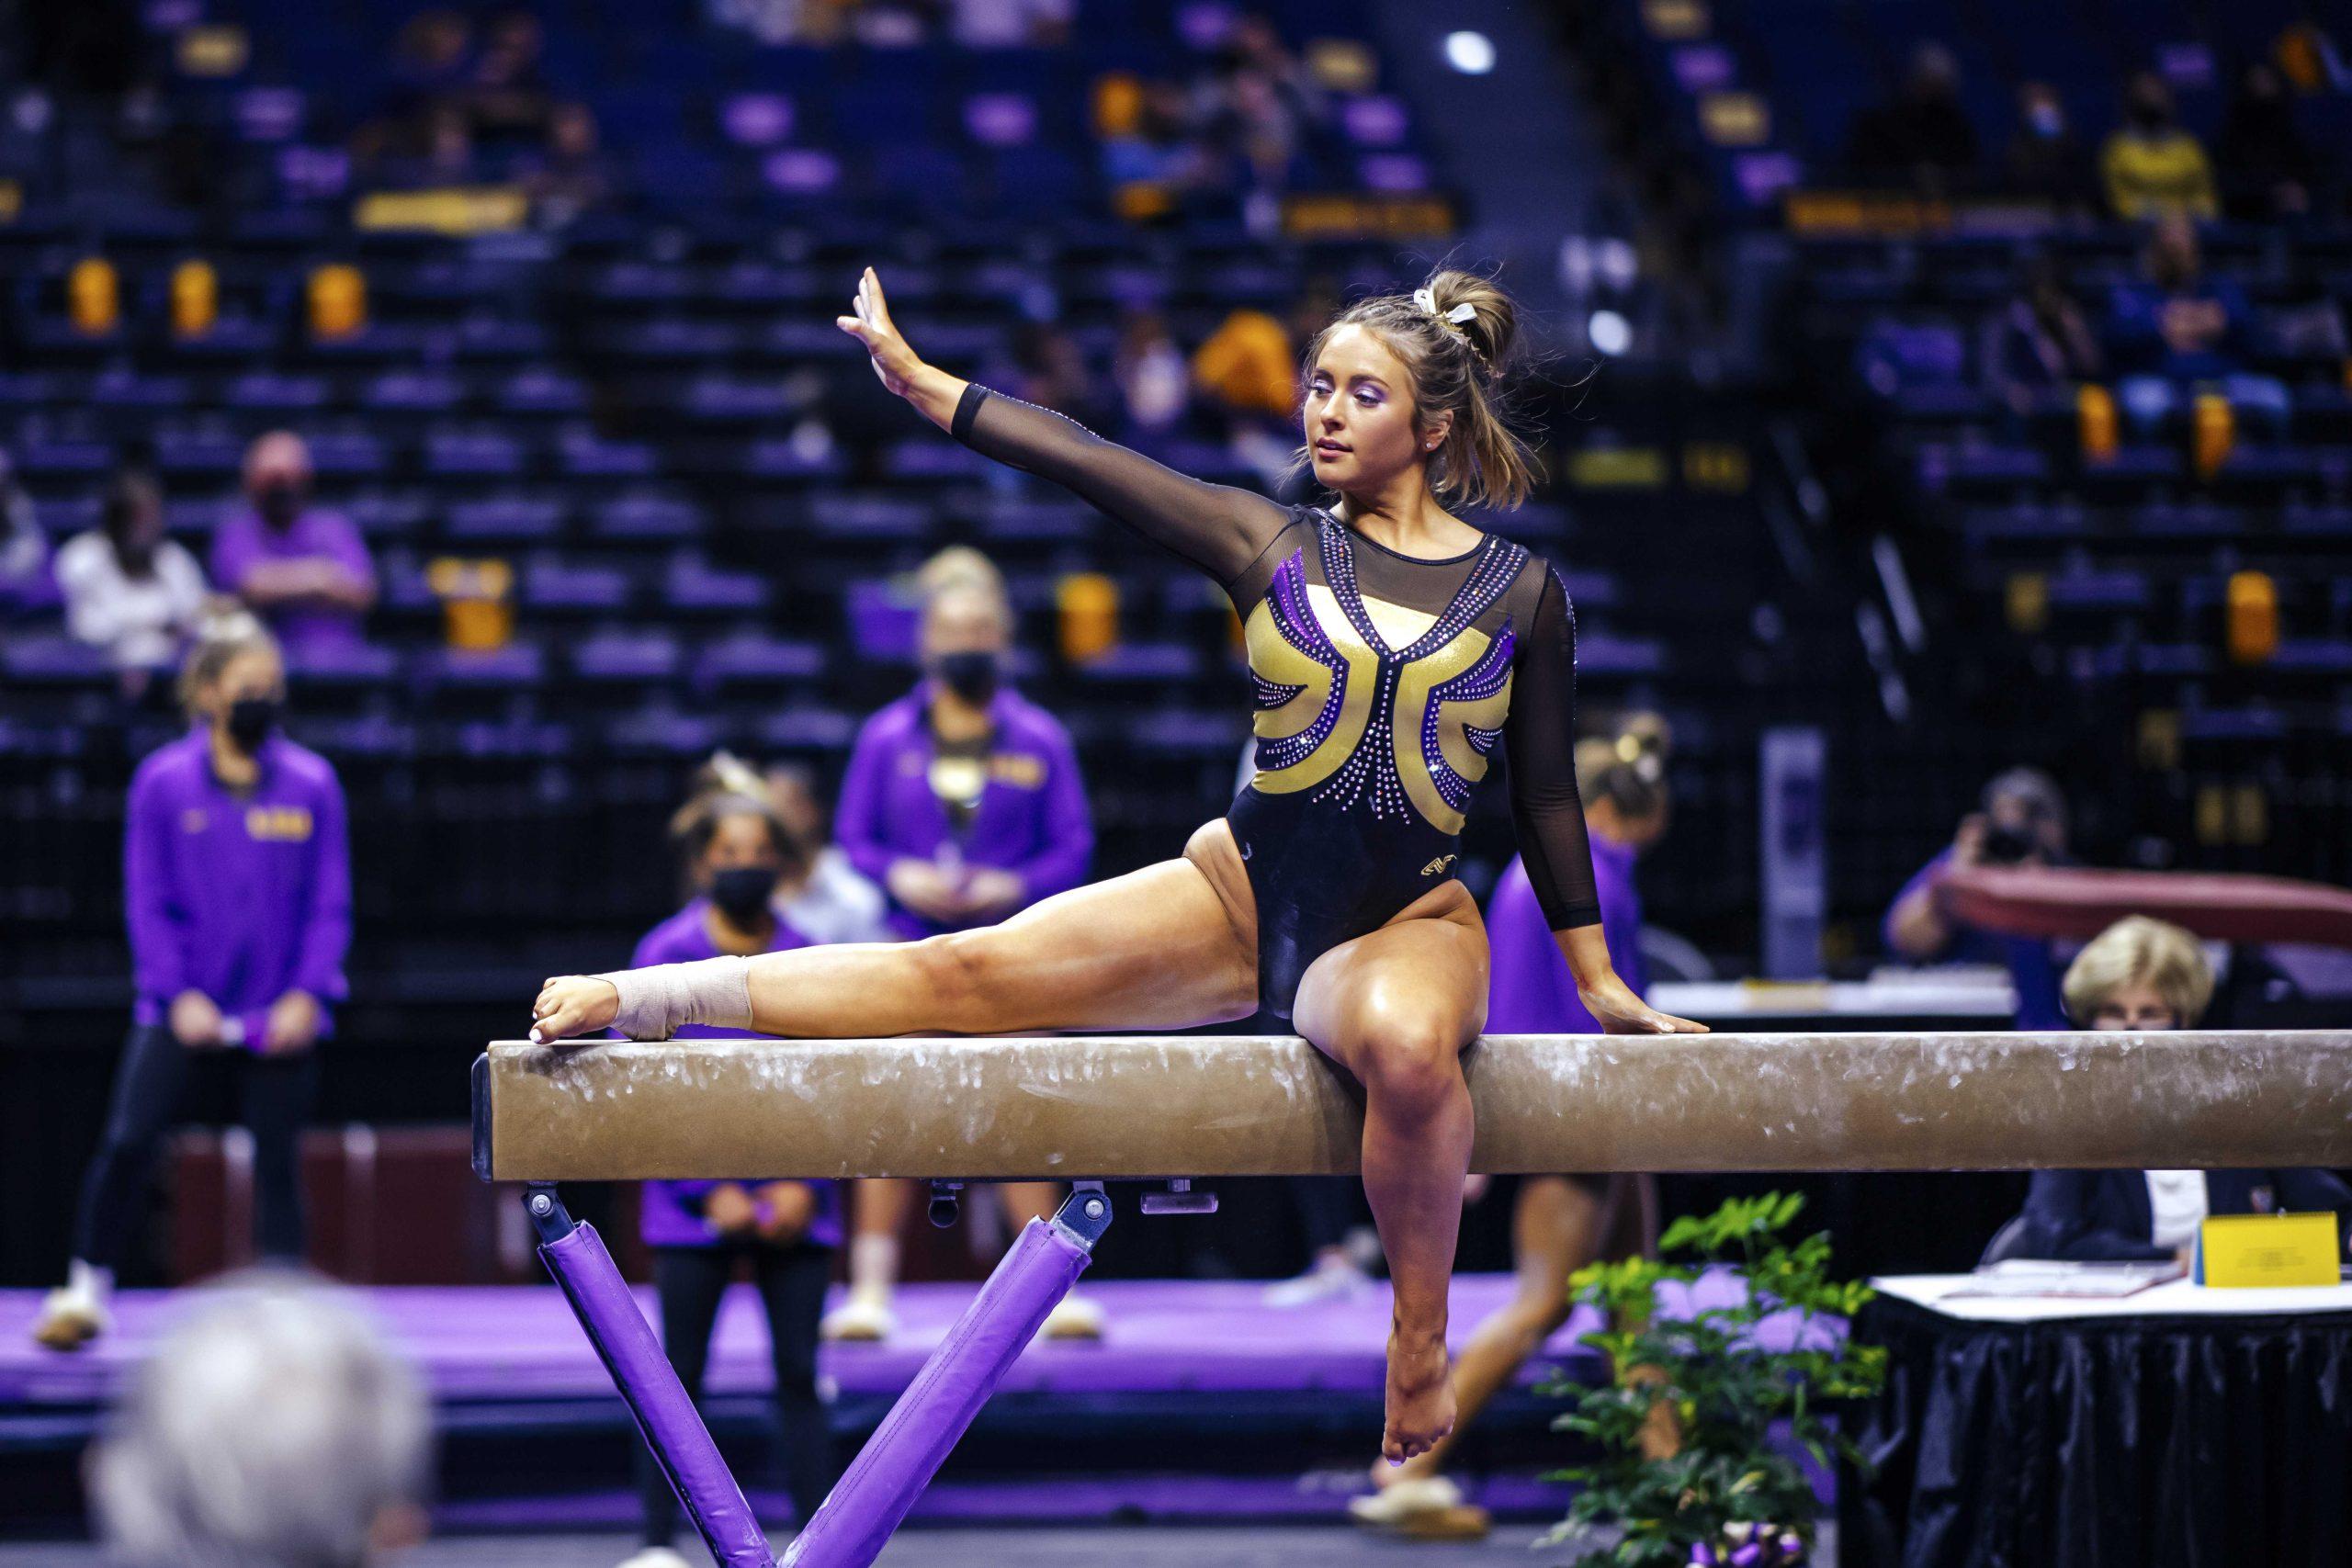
[1839,1294,2352,1568]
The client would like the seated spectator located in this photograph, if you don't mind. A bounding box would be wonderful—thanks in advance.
[57,468,210,685]
[526,102,612,227]
[1113,310,1193,442]
[1883,768,2071,1030]
[2001,82,2095,211]
[87,1270,430,1568]
[951,0,1073,48]
[1844,43,1981,194]
[1979,254,2101,415]
[2105,215,2287,436]
[2218,62,2314,219]
[0,450,53,613]
[466,10,552,152]
[211,431,377,660]
[2005,918,2352,1263]
[2101,73,2217,220]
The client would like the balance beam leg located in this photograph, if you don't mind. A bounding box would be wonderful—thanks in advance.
[783,1188,1113,1568]
[529,1187,775,1568]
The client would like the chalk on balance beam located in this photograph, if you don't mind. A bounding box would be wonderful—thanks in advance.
[472,1030,2352,1182]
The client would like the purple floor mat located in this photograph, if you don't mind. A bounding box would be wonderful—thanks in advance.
[0,1277,1604,1412]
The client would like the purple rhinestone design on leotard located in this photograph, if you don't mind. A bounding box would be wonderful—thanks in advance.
[1251,547,1351,773]
[1421,618,1517,814]
[1304,517,1530,822]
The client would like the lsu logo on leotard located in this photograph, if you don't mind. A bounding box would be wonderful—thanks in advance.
[243,805,314,842]
[1243,524,1524,837]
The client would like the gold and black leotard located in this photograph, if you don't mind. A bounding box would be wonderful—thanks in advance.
[953,383,1602,1020]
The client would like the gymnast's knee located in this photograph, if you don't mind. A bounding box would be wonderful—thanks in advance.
[1354,1014,1467,1112]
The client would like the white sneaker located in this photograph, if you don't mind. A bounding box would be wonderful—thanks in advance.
[1262,1256,1373,1309]
[616,1548,694,1568]
[31,1287,108,1352]
[1040,1292,1104,1340]
[820,1292,898,1343]
[1349,1475,1489,1538]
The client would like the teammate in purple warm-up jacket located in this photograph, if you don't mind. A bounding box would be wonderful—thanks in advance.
[832,577,1092,942]
[623,764,842,1553]
[33,615,349,1352]
[819,551,1105,1346]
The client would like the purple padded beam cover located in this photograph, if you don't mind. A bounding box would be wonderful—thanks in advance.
[784,1217,1093,1568]
[540,1221,775,1568]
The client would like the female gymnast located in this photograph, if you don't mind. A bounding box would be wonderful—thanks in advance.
[532,265,1705,1461]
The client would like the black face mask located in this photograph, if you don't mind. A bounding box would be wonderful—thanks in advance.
[708,866,775,924]
[254,480,306,528]
[225,696,280,755]
[935,650,1001,705]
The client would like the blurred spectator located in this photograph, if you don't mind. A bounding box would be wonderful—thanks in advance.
[951,0,1072,48]
[467,10,553,152]
[2001,82,2094,211]
[1100,81,1210,220]
[1192,13,1325,222]
[385,9,473,119]
[1979,254,2102,415]
[57,468,209,682]
[761,759,894,946]
[2106,215,2287,436]
[1999,919,2352,1264]
[1113,310,1193,440]
[0,451,53,613]
[86,1270,430,1568]
[2217,62,2314,219]
[1845,43,1981,194]
[526,102,612,226]
[2100,73,2217,220]
[1193,305,1294,423]
[1883,767,2071,1030]
[1009,322,1100,423]
[211,432,377,660]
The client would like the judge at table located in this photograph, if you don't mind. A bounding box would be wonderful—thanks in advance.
[2007,916,2352,1264]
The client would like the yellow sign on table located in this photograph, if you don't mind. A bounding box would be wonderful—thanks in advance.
[2197,1213,2342,1289]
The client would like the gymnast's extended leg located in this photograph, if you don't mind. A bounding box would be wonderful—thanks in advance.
[1290,879,1490,1466]
[530,821,1258,1042]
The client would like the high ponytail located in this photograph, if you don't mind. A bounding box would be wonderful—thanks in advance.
[1298,265,1541,511]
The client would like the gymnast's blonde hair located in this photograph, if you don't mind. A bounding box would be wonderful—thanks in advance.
[2062,916,2214,1028]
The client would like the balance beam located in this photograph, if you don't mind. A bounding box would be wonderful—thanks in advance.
[473,1030,2352,1180]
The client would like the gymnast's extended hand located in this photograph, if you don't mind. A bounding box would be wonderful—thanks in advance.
[1560,927,1708,1034]
[529,975,618,1043]
[835,266,967,429]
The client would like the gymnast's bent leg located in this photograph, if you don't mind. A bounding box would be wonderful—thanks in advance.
[1290,878,1490,1466]
[532,820,1260,1042]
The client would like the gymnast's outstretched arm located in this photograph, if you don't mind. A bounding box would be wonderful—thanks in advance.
[834,267,1291,588]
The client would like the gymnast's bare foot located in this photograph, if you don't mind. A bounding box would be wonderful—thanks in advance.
[531,976,619,1043]
[1383,1324,1455,1464]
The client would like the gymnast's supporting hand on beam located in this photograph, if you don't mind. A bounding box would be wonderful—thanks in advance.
[529,264,1702,1464]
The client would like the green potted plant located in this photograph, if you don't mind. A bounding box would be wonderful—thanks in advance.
[1543,1192,1886,1567]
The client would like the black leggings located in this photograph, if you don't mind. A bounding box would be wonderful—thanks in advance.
[640,1240,835,1540]
[71,1024,318,1271]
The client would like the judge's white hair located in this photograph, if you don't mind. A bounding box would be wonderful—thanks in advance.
[89,1269,430,1568]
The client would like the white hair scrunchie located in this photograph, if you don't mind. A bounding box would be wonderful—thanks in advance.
[1412,287,1478,325]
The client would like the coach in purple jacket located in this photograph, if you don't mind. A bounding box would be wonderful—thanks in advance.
[820,551,1105,1346]
[626,772,843,1548]
[834,561,1091,942]
[33,615,350,1352]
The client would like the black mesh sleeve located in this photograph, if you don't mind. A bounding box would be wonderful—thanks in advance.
[1503,567,1603,931]
[952,383,1291,589]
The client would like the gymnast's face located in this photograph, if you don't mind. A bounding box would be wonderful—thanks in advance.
[2087,978,2180,1032]
[1306,324,1448,499]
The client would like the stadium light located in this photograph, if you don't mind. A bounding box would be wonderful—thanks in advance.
[1443,30,1496,74]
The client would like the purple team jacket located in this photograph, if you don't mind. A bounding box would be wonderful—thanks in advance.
[209,504,377,660]
[1485,837,1645,1035]
[630,900,843,1251]
[126,728,351,1042]
[834,681,1092,939]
